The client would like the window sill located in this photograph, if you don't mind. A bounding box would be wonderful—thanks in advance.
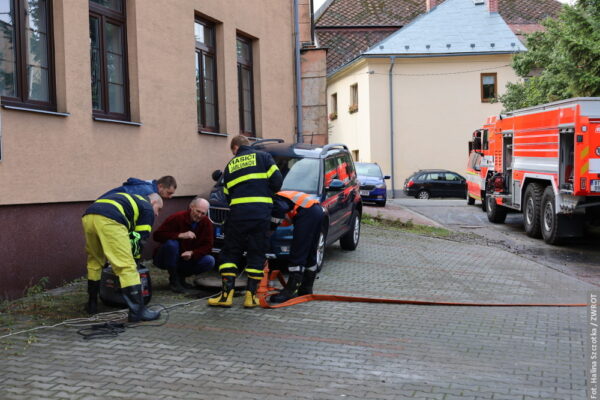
[2,105,70,117]
[199,130,228,137]
[93,117,142,126]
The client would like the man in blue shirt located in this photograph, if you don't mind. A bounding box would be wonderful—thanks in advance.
[99,176,177,199]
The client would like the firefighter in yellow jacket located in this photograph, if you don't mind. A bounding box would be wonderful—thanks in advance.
[208,135,283,308]
[269,191,324,303]
[82,192,162,322]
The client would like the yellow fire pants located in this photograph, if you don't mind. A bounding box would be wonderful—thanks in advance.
[82,214,141,288]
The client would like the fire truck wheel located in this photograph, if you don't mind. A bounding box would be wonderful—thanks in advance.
[486,194,507,223]
[467,194,475,205]
[481,193,487,212]
[416,190,430,200]
[523,183,543,238]
[541,187,562,245]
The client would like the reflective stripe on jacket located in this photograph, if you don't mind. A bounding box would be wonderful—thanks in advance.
[84,192,155,239]
[223,145,283,220]
[276,191,319,227]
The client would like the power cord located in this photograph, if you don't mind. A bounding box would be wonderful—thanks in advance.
[76,321,126,340]
[1,294,213,342]
[2,271,241,341]
[76,304,171,340]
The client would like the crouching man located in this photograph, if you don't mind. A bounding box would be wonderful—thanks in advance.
[269,191,324,303]
[153,197,215,292]
[83,192,163,322]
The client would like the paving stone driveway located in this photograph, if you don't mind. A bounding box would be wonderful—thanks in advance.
[0,225,592,400]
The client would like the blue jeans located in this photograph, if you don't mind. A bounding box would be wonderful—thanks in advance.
[154,240,215,277]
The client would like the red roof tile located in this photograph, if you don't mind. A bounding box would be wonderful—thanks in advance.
[316,0,424,27]
[499,0,562,25]
[317,0,563,73]
[317,29,397,72]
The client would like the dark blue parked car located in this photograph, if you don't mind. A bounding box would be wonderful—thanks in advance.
[209,139,362,271]
[355,162,389,207]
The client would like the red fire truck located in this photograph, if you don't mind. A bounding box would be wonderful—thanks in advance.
[467,97,600,244]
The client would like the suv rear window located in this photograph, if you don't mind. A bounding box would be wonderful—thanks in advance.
[275,156,320,194]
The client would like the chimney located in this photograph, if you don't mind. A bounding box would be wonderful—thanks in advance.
[426,0,437,12]
[488,0,498,13]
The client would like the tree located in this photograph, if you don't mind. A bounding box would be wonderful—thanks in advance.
[499,0,600,111]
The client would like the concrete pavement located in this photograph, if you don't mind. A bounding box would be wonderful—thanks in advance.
[0,224,592,399]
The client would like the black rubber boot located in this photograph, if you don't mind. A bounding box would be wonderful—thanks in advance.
[298,270,317,296]
[269,271,304,303]
[86,280,100,315]
[122,284,160,322]
[179,273,195,289]
[168,267,186,293]
[244,278,260,308]
[207,276,236,307]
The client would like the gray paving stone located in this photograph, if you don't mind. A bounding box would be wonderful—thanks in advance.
[0,225,593,399]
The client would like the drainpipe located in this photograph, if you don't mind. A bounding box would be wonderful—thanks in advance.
[293,0,303,143]
[388,56,396,198]
[0,97,3,162]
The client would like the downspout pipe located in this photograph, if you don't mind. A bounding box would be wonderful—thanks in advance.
[293,0,303,143]
[388,56,396,198]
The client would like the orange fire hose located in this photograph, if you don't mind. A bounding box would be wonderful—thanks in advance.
[256,265,587,309]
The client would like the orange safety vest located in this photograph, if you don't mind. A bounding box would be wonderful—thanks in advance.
[276,191,319,227]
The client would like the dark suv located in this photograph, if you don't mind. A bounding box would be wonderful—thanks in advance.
[209,139,362,271]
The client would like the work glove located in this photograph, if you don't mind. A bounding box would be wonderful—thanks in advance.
[129,231,142,259]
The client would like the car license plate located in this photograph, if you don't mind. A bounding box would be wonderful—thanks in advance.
[592,180,600,193]
[360,190,370,196]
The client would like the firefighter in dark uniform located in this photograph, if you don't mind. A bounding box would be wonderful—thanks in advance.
[82,192,163,322]
[208,135,283,308]
[269,191,324,303]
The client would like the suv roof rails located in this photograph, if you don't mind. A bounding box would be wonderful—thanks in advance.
[251,138,284,147]
[320,143,348,156]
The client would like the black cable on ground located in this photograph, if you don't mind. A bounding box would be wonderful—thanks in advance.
[77,321,126,340]
[76,304,170,340]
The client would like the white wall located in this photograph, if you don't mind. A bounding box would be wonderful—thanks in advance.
[327,60,371,161]
[329,54,520,195]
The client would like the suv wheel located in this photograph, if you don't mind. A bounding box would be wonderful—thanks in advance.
[315,228,327,272]
[340,211,360,250]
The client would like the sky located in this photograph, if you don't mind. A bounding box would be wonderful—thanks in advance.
[313,0,575,13]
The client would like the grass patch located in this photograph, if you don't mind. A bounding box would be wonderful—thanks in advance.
[0,277,89,354]
[363,212,453,238]
[0,267,189,336]
[0,277,88,334]
[0,266,200,354]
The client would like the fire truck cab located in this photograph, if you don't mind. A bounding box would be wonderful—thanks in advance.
[469,97,600,244]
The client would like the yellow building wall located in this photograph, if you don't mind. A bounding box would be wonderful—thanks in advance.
[326,60,371,162]
[328,54,519,194]
[0,0,296,205]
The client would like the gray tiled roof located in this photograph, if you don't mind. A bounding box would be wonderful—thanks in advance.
[365,0,525,56]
